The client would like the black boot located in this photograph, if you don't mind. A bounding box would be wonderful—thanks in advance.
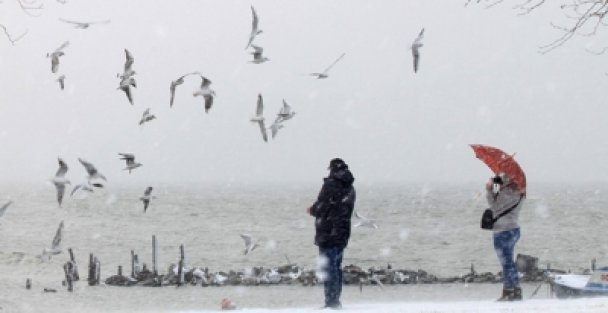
[512,287,522,301]
[497,288,514,301]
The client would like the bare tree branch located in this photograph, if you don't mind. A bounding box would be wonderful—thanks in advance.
[0,23,28,45]
[17,0,44,17]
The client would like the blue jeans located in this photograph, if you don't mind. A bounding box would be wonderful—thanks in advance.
[319,246,344,307]
[493,228,521,289]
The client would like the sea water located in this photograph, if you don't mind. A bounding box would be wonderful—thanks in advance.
[0,182,606,312]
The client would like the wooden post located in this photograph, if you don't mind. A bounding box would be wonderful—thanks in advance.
[131,250,135,278]
[25,278,31,290]
[152,235,158,276]
[63,262,74,292]
[177,244,184,286]
[68,248,79,281]
[88,253,95,286]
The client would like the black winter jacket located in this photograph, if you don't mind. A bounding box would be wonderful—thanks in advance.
[310,167,356,248]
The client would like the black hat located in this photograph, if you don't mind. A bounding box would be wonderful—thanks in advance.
[328,158,347,170]
[492,175,503,185]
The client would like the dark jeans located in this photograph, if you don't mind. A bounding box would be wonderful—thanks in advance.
[493,227,521,289]
[319,246,344,307]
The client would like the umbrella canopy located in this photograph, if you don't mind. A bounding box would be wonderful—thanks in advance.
[470,144,526,193]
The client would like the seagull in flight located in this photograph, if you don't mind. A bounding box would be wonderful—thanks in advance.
[276,99,296,122]
[46,41,69,74]
[56,75,65,90]
[118,49,137,105]
[52,158,71,207]
[139,108,156,125]
[118,153,142,174]
[70,181,95,197]
[39,221,64,261]
[240,234,259,255]
[78,158,106,187]
[310,52,345,79]
[249,44,270,64]
[354,210,378,229]
[269,120,284,139]
[250,94,268,142]
[411,28,424,73]
[192,75,216,113]
[140,187,155,213]
[0,201,12,218]
[169,71,201,108]
[245,6,262,49]
[59,18,110,29]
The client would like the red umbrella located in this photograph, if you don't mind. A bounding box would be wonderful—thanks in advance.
[470,144,526,193]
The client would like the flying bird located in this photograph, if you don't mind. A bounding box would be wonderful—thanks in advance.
[139,108,156,125]
[249,44,270,64]
[276,99,296,122]
[118,49,137,105]
[59,18,110,29]
[411,28,424,73]
[192,75,216,113]
[70,182,95,197]
[118,153,142,174]
[0,201,12,218]
[46,41,69,74]
[139,187,154,213]
[39,220,64,261]
[250,94,268,142]
[354,211,378,229]
[310,52,346,79]
[56,75,65,90]
[169,71,201,108]
[78,158,107,187]
[52,158,71,207]
[245,6,262,49]
[240,234,259,255]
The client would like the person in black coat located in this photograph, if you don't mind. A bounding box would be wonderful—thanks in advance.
[307,158,356,309]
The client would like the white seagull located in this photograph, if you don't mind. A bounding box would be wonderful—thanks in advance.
[46,41,69,74]
[118,49,137,105]
[245,6,262,49]
[250,94,268,142]
[139,186,154,213]
[192,75,216,113]
[52,158,71,207]
[310,52,346,79]
[268,120,284,139]
[169,71,201,108]
[249,44,270,64]
[0,201,12,218]
[276,99,296,122]
[118,153,142,174]
[354,211,378,229]
[240,234,259,255]
[39,220,64,261]
[139,108,156,125]
[411,28,424,73]
[78,158,107,187]
[59,18,110,29]
[56,75,65,90]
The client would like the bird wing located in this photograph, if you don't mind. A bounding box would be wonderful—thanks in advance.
[143,199,150,212]
[70,184,82,197]
[59,18,82,25]
[412,53,420,73]
[413,28,425,46]
[144,187,153,196]
[56,158,68,177]
[51,221,64,250]
[169,78,183,107]
[78,158,98,176]
[51,56,60,74]
[122,85,134,105]
[143,108,150,116]
[0,201,12,217]
[258,120,268,142]
[55,183,65,206]
[256,94,264,116]
[124,49,134,72]
[58,76,65,90]
[322,52,346,74]
[251,44,263,54]
[55,41,70,53]
[246,6,260,49]
[204,94,214,113]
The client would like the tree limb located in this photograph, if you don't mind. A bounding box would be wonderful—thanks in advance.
[0,24,28,45]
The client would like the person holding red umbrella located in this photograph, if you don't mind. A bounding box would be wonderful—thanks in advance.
[485,173,525,301]
[471,144,526,301]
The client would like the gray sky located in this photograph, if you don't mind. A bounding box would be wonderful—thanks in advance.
[0,0,606,187]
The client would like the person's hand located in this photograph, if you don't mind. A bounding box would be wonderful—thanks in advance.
[306,206,312,215]
[485,179,493,190]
